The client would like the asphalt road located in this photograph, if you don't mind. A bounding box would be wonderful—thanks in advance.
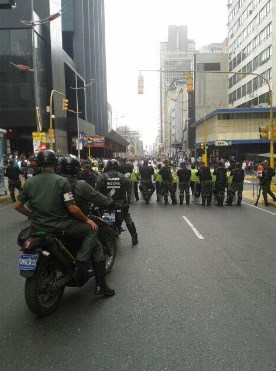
[0,197,275,371]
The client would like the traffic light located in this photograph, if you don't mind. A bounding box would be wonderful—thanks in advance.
[138,74,144,94]
[200,143,204,150]
[62,98,69,111]
[205,145,209,150]
[186,72,193,92]
[259,125,269,139]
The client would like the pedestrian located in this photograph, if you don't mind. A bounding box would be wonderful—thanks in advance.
[138,159,155,204]
[129,160,140,201]
[214,161,227,206]
[260,160,276,206]
[227,162,245,206]
[196,161,212,206]
[4,159,23,202]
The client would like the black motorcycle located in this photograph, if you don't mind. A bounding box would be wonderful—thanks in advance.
[17,214,116,317]
[90,203,124,238]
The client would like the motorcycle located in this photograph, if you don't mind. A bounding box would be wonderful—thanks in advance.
[89,203,124,238]
[17,213,116,317]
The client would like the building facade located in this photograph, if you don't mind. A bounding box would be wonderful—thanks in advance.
[159,25,196,155]
[0,0,108,155]
[228,0,274,108]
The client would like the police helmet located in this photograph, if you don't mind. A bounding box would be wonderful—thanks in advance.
[36,150,58,167]
[105,159,119,171]
[58,154,81,175]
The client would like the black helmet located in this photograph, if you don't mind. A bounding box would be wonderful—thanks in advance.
[105,159,119,171]
[36,150,58,167]
[58,154,81,175]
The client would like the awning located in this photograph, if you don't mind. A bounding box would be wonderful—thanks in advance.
[105,129,129,147]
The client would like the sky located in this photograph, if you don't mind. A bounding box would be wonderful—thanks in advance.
[104,0,228,147]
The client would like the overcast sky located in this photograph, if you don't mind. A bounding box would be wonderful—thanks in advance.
[104,0,228,147]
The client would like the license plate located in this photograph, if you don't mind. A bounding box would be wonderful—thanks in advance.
[102,212,116,223]
[17,254,38,271]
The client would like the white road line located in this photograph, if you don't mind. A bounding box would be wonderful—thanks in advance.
[243,201,276,216]
[183,216,205,240]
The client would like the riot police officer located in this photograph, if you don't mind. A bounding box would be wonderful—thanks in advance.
[14,150,100,283]
[138,159,155,204]
[227,162,245,206]
[260,160,276,206]
[214,161,227,206]
[96,159,138,245]
[59,155,115,296]
[159,160,176,205]
[196,162,212,206]
[5,159,23,202]
[177,162,191,205]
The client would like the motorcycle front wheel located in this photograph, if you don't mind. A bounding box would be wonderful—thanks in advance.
[24,257,65,317]
[101,228,117,274]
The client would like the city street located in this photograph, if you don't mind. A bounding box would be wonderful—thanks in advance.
[0,198,275,371]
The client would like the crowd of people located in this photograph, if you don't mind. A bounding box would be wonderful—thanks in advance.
[3,150,275,297]
[2,152,276,208]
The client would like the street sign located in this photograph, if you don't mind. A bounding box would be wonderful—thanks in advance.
[215,140,232,146]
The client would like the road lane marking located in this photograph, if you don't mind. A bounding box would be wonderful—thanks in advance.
[243,201,276,216]
[183,216,204,240]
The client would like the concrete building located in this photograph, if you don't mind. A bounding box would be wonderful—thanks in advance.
[0,0,108,155]
[228,0,273,108]
[159,25,196,155]
[194,52,229,121]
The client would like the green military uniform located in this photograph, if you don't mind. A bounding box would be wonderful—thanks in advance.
[17,170,96,262]
[69,178,113,263]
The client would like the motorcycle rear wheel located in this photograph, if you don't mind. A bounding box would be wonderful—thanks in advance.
[24,258,65,317]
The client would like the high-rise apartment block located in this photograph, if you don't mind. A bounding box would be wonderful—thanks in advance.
[159,25,195,155]
[228,0,273,108]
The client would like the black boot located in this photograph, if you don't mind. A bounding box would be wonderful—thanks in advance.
[93,261,115,297]
[126,223,138,245]
[164,195,169,205]
[171,196,177,205]
[179,196,184,205]
[237,197,242,206]
[201,199,205,206]
[73,261,93,282]
[186,196,190,206]
[227,198,233,206]
[207,198,211,207]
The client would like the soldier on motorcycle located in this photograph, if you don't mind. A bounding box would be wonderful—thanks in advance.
[96,159,138,245]
[14,150,109,292]
[58,154,116,296]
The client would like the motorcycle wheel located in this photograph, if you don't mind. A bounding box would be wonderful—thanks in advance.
[24,258,65,317]
[102,228,117,274]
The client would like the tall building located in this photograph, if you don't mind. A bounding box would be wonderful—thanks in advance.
[159,25,196,155]
[228,0,273,108]
[0,0,108,155]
